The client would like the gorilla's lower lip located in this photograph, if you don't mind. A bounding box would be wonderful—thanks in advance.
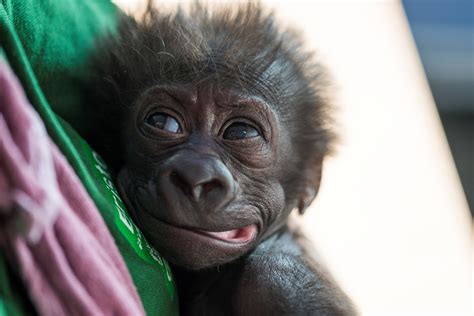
[194,225,257,244]
[131,193,258,246]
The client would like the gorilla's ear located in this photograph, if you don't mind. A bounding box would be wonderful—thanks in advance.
[297,156,323,215]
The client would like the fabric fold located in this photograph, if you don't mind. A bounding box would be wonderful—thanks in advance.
[0,59,145,315]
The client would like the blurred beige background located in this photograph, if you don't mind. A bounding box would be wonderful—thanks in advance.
[271,2,472,315]
[114,1,472,315]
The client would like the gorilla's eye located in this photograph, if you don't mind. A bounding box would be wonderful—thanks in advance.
[146,112,182,134]
[223,122,260,140]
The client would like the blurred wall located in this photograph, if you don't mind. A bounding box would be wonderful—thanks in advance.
[266,2,472,314]
[403,0,474,213]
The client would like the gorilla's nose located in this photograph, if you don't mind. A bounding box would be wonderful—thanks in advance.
[164,155,235,210]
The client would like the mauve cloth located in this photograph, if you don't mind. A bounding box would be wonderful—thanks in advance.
[0,60,145,315]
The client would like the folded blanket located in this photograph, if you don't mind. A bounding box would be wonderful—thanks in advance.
[0,59,145,315]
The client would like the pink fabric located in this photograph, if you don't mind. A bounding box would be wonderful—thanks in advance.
[0,60,145,315]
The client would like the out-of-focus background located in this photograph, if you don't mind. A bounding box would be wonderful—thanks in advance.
[115,1,472,315]
[403,0,473,214]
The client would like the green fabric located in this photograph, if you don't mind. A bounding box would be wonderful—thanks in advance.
[0,0,178,315]
[60,118,178,315]
[2,0,116,134]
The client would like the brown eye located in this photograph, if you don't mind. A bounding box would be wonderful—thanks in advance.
[146,112,182,134]
[223,122,260,140]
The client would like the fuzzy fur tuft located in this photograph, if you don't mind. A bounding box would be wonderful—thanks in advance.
[86,3,335,172]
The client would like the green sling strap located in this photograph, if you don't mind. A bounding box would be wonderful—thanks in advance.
[0,1,178,314]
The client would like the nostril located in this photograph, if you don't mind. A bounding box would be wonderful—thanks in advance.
[195,180,222,198]
[190,179,223,201]
[170,171,192,197]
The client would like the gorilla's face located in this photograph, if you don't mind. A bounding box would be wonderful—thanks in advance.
[117,83,300,269]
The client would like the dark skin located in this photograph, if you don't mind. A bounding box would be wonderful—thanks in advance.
[87,3,357,315]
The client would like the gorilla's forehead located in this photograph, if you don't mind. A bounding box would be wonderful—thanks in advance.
[142,82,271,110]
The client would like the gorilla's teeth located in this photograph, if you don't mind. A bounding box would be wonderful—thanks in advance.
[213,230,238,239]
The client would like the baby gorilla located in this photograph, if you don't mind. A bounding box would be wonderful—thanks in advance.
[87,3,356,315]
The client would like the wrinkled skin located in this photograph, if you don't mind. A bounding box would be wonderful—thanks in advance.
[87,4,357,315]
[117,83,291,269]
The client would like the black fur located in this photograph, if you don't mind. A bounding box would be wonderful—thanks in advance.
[86,3,355,315]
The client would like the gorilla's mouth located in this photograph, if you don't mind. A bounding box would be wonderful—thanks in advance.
[128,187,258,245]
[194,225,257,244]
